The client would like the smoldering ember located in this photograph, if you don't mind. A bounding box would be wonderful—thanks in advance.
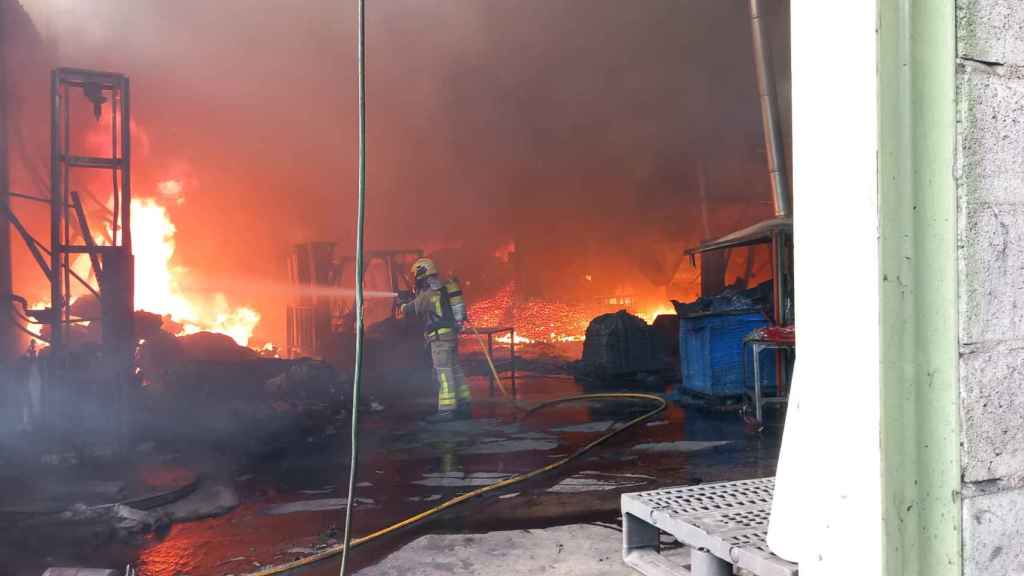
[1,1,1008,576]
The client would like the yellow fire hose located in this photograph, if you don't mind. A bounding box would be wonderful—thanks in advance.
[244,328,667,576]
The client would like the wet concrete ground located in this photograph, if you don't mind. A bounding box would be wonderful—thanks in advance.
[3,362,780,576]
[358,523,692,576]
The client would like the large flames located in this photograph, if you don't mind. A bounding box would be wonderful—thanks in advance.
[48,111,263,347]
[56,194,261,347]
[32,193,261,348]
[130,196,260,346]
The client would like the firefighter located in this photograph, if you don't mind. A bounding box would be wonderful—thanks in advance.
[398,257,471,420]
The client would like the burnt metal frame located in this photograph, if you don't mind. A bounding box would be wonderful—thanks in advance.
[0,68,135,437]
[286,246,425,359]
[337,249,423,308]
[48,67,133,353]
[336,249,423,327]
[464,325,517,397]
[286,242,337,358]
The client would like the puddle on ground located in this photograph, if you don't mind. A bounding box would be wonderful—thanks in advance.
[5,371,781,576]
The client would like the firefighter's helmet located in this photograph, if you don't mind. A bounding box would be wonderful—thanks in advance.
[411,257,438,281]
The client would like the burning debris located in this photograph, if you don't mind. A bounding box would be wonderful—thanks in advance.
[467,283,590,343]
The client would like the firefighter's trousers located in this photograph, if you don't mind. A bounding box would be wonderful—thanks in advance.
[429,338,470,414]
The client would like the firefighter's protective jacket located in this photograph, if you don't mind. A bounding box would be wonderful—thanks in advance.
[401,276,466,341]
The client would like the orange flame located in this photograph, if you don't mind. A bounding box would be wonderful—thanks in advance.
[635,305,676,324]
[130,197,260,346]
[495,332,534,345]
[48,117,260,346]
[33,194,260,348]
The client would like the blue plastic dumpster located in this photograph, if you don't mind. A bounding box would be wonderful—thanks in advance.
[679,310,775,397]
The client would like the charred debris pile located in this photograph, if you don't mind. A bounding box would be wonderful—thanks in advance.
[3,309,347,465]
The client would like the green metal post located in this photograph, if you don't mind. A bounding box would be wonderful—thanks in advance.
[878,1,960,574]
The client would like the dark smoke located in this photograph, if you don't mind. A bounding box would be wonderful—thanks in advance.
[6,0,790,345]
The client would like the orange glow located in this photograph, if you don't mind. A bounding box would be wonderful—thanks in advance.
[25,300,47,344]
[129,197,260,346]
[36,117,263,347]
[157,179,186,206]
[494,332,534,345]
[493,241,516,263]
[51,194,261,347]
[469,283,679,342]
[636,305,676,324]
[467,283,594,342]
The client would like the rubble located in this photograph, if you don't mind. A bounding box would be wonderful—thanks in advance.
[131,319,347,451]
[264,359,339,401]
[112,503,171,533]
[672,280,772,317]
[161,478,239,522]
[41,476,236,536]
[178,332,257,362]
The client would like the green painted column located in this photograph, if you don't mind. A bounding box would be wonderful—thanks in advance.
[878,1,960,575]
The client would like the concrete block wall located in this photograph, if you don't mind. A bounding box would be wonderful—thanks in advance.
[957,1,1024,574]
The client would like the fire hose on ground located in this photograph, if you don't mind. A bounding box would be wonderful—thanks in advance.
[244,323,667,576]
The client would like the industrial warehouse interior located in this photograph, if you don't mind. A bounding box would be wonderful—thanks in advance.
[2,1,1017,576]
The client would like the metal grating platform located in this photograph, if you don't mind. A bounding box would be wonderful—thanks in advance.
[622,477,797,576]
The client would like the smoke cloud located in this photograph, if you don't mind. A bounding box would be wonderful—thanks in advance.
[7,0,790,345]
